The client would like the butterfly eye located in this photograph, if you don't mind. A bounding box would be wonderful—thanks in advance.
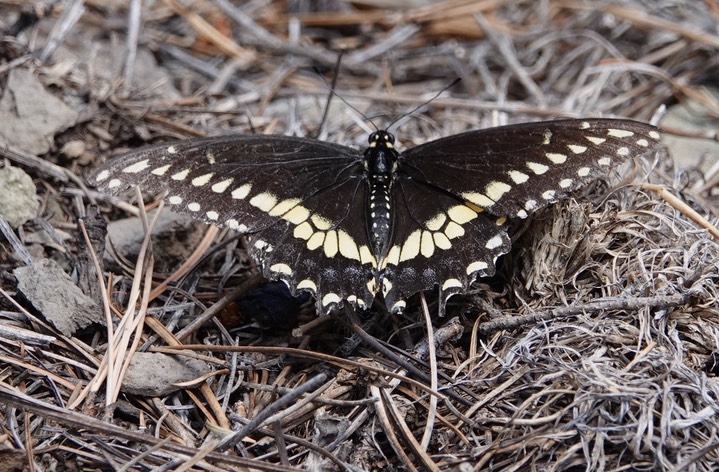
[368,132,379,144]
[385,132,395,144]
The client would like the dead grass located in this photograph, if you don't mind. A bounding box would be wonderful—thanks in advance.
[1,0,719,470]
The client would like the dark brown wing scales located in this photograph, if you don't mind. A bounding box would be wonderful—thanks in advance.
[90,118,661,315]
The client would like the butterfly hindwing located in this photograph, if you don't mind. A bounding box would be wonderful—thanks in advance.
[380,176,511,313]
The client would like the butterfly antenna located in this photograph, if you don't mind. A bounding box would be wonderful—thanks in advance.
[315,51,344,137]
[313,58,379,134]
[386,78,461,132]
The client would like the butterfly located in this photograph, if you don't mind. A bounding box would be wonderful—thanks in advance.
[90,118,660,315]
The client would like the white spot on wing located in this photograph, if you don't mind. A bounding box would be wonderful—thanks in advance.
[527,162,549,175]
[546,153,567,164]
[585,136,606,145]
[559,178,573,188]
[297,279,317,293]
[212,178,234,193]
[108,179,121,189]
[420,231,435,258]
[466,261,489,275]
[425,213,447,231]
[322,293,341,307]
[400,230,422,262]
[577,167,591,177]
[151,164,172,176]
[607,128,634,138]
[171,169,190,180]
[270,263,293,275]
[249,192,278,212]
[168,195,183,205]
[508,170,529,184]
[231,184,252,199]
[191,173,214,187]
[485,235,503,249]
[567,145,587,154]
[324,230,339,258]
[616,147,629,156]
[269,198,301,217]
[598,157,611,166]
[542,190,556,200]
[206,211,219,220]
[311,215,333,230]
[447,205,477,224]
[338,230,360,261]
[95,170,110,182]
[187,202,201,212]
[461,192,494,207]
[442,278,463,291]
[485,181,512,202]
[122,159,150,173]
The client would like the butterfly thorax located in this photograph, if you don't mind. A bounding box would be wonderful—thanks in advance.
[364,131,399,256]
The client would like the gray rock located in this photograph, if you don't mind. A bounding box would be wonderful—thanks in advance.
[14,258,103,336]
[0,68,78,155]
[0,165,39,228]
[122,352,212,396]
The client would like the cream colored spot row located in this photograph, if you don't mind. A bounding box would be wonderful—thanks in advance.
[382,278,393,296]
[442,278,463,291]
[433,232,451,250]
[122,159,150,173]
[311,214,333,230]
[485,235,503,250]
[269,198,301,217]
[297,279,317,293]
[399,230,421,262]
[322,293,341,307]
[192,173,214,187]
[527,162,549,175]
[508,170,529,184]
[567,145,587,154]
[250,192,278,212]
[462,192,495,207]
[546,153,567,164]
[466,260,489,275]
[607,128,634,138]
[171,169,190,180]
[420,231,435,258]
[585,136,606,145]
[270,263,293,275]
[324,230,339,258]
[212,178,234,193]
[307,232,325,251]
[231,184,252,199]
[151,164,172,176]
[283,205,310,224]
[338,230,361,261]
[425,213,447,231]
[447,205,477,225]
[485,181,512,202]
[293,221,313,240]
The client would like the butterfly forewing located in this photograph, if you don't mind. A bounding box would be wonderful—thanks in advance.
[91,117,660,315]
[400,119,661,219]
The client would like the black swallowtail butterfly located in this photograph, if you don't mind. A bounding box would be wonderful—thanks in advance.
[90,119,660,315]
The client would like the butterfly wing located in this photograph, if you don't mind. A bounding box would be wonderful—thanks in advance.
[400,119,660,219]
[91,134,377,313]
[383,119,660,312]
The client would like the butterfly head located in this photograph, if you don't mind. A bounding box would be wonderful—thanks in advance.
[368,130,395,149]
